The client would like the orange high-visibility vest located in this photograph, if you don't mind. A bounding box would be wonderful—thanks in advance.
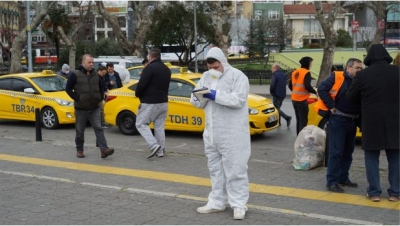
[291,68,311,101]
[314,71,345,113]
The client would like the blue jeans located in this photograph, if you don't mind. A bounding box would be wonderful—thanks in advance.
[364,149,399,197]
[273,96,290,121]
[326,114,357,186]
[75,107,108,152]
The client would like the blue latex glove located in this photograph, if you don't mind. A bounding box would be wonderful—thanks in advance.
[203,89,216,101]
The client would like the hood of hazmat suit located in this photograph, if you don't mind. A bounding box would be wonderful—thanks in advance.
[190,47,251,210]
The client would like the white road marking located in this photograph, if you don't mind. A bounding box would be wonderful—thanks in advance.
[0,170,382,225]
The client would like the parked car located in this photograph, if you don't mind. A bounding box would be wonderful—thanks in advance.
[104,72,279,136]
[93,58,138,70]
[127,63,191,80]
[0,70,75,129]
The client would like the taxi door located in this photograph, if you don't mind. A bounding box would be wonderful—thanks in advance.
[166,79,205,132]
[10,78,37,121]
[0,78,15,118]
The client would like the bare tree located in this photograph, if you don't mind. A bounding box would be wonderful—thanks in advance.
[0,2,19,67]
[57,1,94,69]
[206,1,233,56]
[96,1,134,55]
[130,1,152,58]
[314,1,346,86]
[363,1,398,49]
[10,1,56,73]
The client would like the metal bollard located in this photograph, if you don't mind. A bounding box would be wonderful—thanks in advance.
[35,108,42,142]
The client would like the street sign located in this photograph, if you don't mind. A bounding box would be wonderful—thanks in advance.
[351,20,359,33]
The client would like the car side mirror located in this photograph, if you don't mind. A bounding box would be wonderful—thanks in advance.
[24,88,36,94]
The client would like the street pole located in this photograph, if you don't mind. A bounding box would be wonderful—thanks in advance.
[352,13,356,53]
[194,2,198,73]
[26,1,33,72]
[309,15,311,45]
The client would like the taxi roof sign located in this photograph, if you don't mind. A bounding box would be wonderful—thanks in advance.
[41,70,54,75]
[180,67,188,74]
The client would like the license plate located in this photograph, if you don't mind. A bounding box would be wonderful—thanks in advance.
[268,115,278,122]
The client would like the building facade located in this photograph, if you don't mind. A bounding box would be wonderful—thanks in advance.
[283,3,348,48]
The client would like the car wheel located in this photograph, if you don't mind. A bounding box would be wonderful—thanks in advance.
[117,111,139,135]
[41,107,59,129]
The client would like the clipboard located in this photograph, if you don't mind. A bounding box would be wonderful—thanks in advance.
[192,87,211,104]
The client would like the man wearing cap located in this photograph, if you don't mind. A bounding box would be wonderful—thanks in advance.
[288,56,317,135]
[58,64,71,79]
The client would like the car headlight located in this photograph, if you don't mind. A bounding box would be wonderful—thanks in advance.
[249,108,258,115]
[55,98,74,106]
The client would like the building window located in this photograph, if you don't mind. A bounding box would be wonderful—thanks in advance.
[96,17,104,28]
[268,10,279,20]
[255,10,262,16]
[337,19,344,29]
[97,31,105,40]
[118,16,126,28]
[255,15,261,21]
[107,31,114,40]
[303,19,322,32]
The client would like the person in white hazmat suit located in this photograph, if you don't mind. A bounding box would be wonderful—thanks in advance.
[190,47,251,220]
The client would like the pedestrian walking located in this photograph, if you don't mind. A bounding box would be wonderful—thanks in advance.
[135,48,171,158]
[315,58,362,193]
[270,63,292,127]
[347,44,399,202]
[288,56,317,135]
[66,54,114,159]
[190,47,251,220]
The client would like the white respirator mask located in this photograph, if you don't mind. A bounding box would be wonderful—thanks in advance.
[209,69,223,79]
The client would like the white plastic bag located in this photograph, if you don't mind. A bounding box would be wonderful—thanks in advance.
[292,125,326,170]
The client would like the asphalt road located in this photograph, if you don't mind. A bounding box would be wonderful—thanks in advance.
[0,98,398,225]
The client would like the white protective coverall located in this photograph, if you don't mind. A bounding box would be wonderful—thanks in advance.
[190,47,251,210]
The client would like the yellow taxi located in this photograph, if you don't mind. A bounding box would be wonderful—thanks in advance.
[228,53,249,60]
[0,70,75,129]
[307,93,362,137]
[104,70,279,135]
[127,62,191,80]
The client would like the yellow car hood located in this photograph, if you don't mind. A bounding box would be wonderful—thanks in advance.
[248,93,273,108]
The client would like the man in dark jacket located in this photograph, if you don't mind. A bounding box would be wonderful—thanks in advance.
[318,58,362,193]
[347,44,399,202]
[104,63,123,90]
[135,48,172,158]
[66,54,114,159]
[270,64,292,127]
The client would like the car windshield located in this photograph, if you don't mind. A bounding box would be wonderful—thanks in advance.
[31,76,67,92]
[191,78,200,84]
[170,68,181,74]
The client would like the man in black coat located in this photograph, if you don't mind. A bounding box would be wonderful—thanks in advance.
[347,44,399,202]
[135,48,172,159]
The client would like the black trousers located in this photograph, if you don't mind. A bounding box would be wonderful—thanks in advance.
[292,100,309,135]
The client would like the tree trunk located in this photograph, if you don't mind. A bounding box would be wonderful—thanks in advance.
[57,26,76,70]
[96,2,134,55]
[314,2,343,86]
[365,2,387,50]
[210,3,232,57]
[10,2,55,73]
[132,2,152,58]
